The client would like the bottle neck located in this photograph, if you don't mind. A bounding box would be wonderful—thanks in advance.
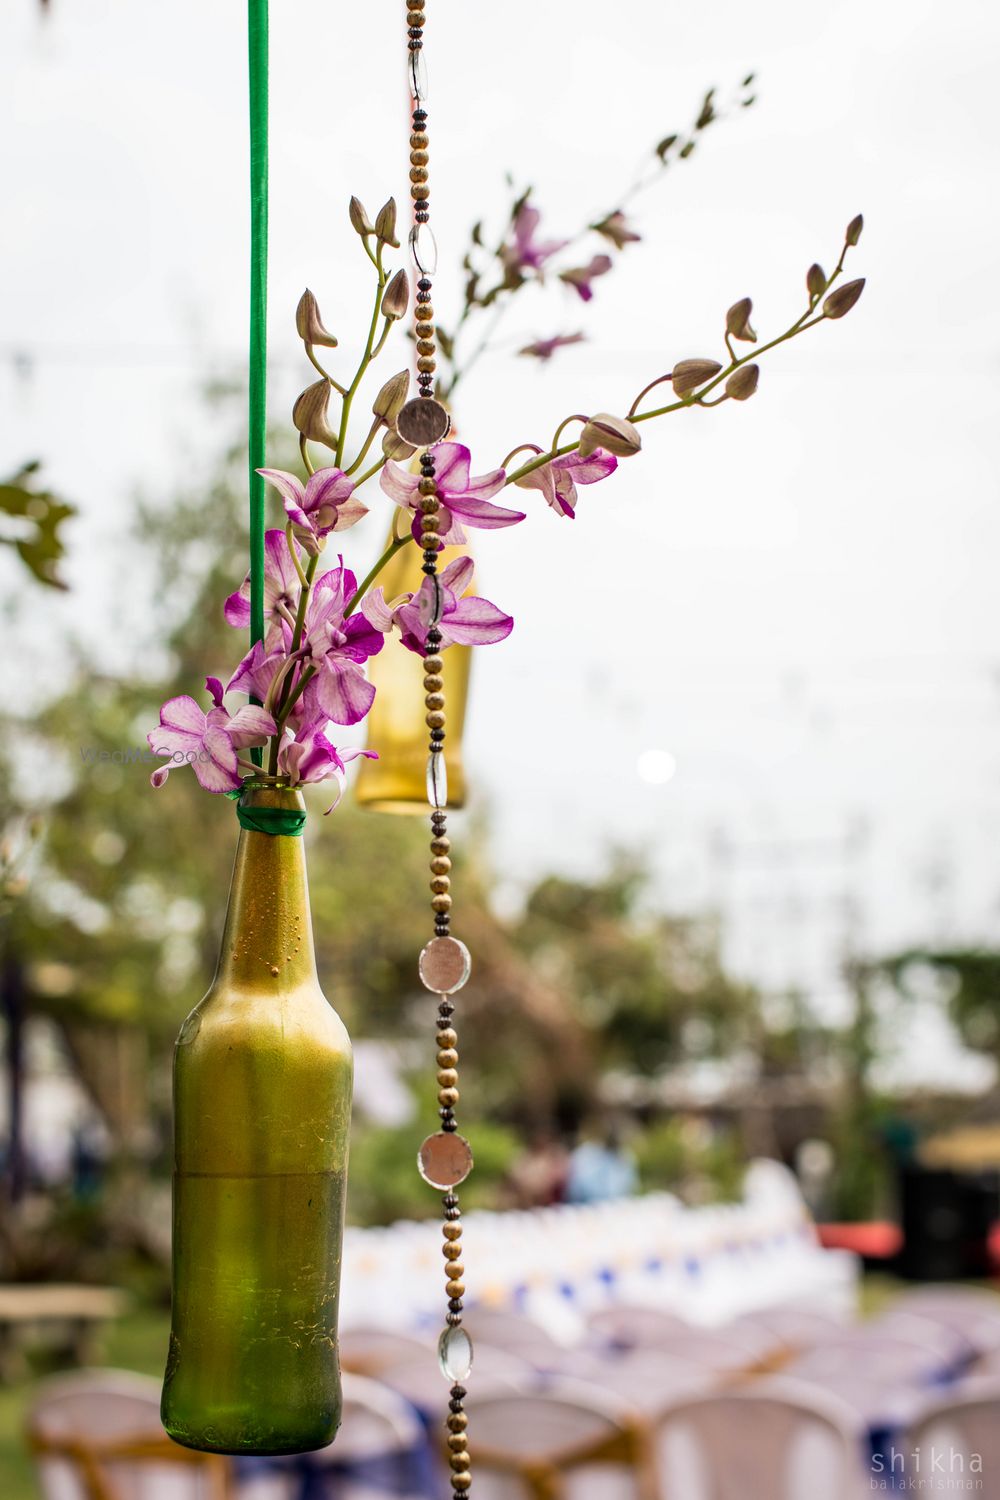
[214,788,319,992]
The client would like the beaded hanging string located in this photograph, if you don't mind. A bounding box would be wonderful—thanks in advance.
[394,2,476,1493]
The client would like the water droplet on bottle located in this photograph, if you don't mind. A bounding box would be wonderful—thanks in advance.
[409,48,429,103]
[409,223,438,277]
[427,751,447,809]
[438,1324,473,1382]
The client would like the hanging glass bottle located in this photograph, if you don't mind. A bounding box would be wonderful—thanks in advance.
[355,530,470,812]
[161,785,353,1455]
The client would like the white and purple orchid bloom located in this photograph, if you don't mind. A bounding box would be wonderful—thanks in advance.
[559,253,613,303]
[514,448,618,519]
[380,442,525,546]
[298,561,385,725]
[259,466,368,554]
[363,555,513,656]
[277,727,377,813]
[147,679,276,793]
[224,529,302,649]
[502,203,569,276]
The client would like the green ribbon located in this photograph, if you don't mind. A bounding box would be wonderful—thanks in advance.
[247,0,269,766]
[236,800,307,838]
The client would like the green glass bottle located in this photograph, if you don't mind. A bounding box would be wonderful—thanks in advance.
[161,786,353,1455]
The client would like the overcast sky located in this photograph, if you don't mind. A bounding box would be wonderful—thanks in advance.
[2,1,999,1080]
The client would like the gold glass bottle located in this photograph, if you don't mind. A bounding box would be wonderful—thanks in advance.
[161,786,353,1455]
[354,533,470,812]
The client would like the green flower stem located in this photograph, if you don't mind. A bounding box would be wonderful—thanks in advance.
[285,523,309,588]
[551,414,589,450]
[370,317,394,360]
[343,531,412,619]
[305,343,347,396]
[353,454,388,489]
[335,245,388,471]
[345,418,383,478]
[299,433,315,476]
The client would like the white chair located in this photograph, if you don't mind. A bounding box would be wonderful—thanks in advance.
[238,1372,433,1500]
[464,1307,569,1358]
[655,1380,869,1500]
[902,1381,1000,1492]
[26,1369,231,1500]
[733,1302,851,1352]
[466,1380,658,1500]
[588,1306,696,1352]
[379,1345,535,1424]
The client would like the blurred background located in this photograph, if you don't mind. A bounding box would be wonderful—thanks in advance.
[2,1,1000,1496]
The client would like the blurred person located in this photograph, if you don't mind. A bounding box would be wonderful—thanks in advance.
[506,1129,569,1207]
[565,1121,637,1204]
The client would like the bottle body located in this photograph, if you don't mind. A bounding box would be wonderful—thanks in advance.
[161,789,352,1455]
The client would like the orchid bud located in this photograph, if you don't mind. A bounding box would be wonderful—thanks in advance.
[671,358,723,397]
[726,364,759,401]
[292,379,338,449]
[578,413,642,459]
[725,297,756,343]
[845,213,864,247]
[375,198,400,248]
[349,196,374,237]
[372,369,410,425]
[381,269,409,321]
[295,289,338,348]
[806,264,826,301]
[823,278,865,319]
[383,430,416,461]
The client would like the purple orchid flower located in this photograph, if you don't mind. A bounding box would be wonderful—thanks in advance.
[514,448,618,519]
[277,727,377,813]
[259,466,368,554]
[519,332,586,363]
[502,203,569,275]
[224,529,301,648]
[298,561,384,725]
[559,254,613,303]
[380,443,525,546]
[148,679,276,793]
[363,555,513,655]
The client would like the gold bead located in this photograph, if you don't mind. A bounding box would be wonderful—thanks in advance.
[417,356,437,374]
[443,1222,462,1241]
[410,132,429,150]
[431,855,451,875]
[427,711,446,730]
[443,1241,463,1261]
[437,1047,458,1068]
[447,1413,468,1433]
[410,182,429,200]
[424,655,444,674]
[415,301,434,322]
[418,477,438,496]
[437,1068,459,1089]
[410,150,430,168]
[437,1026,457,1048]
[450,1453,471,1473]
[416,338,436,357]
[432,894,452,914]
[409,165,429,183]
[439,1086,460,1108]
[445,1261,463,1280]
[421,514,441,535]
[426,693,446,712]
[446,1279,465,1299]
[416,320,434,339]
[452,1474,472,1492]
[424,674,444,694]
[431,878,450,897]
[430,835,450,855]
[448,1434,467,1453]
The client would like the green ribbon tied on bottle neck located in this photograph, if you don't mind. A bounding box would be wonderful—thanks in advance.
[236,798,307,838]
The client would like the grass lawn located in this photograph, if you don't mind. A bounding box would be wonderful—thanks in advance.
[0,1305,170,1500]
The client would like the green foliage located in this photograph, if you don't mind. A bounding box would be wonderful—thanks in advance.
[0,460,76,590]
[348,1105,519,1226]
[635,1116,744,1203]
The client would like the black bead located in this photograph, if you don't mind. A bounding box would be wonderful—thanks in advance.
[413,108,428,121]
[446,1312,463,1326]
[451,1385,467,1401]
[448,1399,464,1413]
[442,1119,458,1133]
[408,39,421,50]
[417,276,432,289]
[448,1298,464,1313]
[444,1206,461,1220]
[421,563,436,575]
[443,1193,459,1208]
[414,199,429,211]
[415,211,429,223]
[408,27,423,37]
